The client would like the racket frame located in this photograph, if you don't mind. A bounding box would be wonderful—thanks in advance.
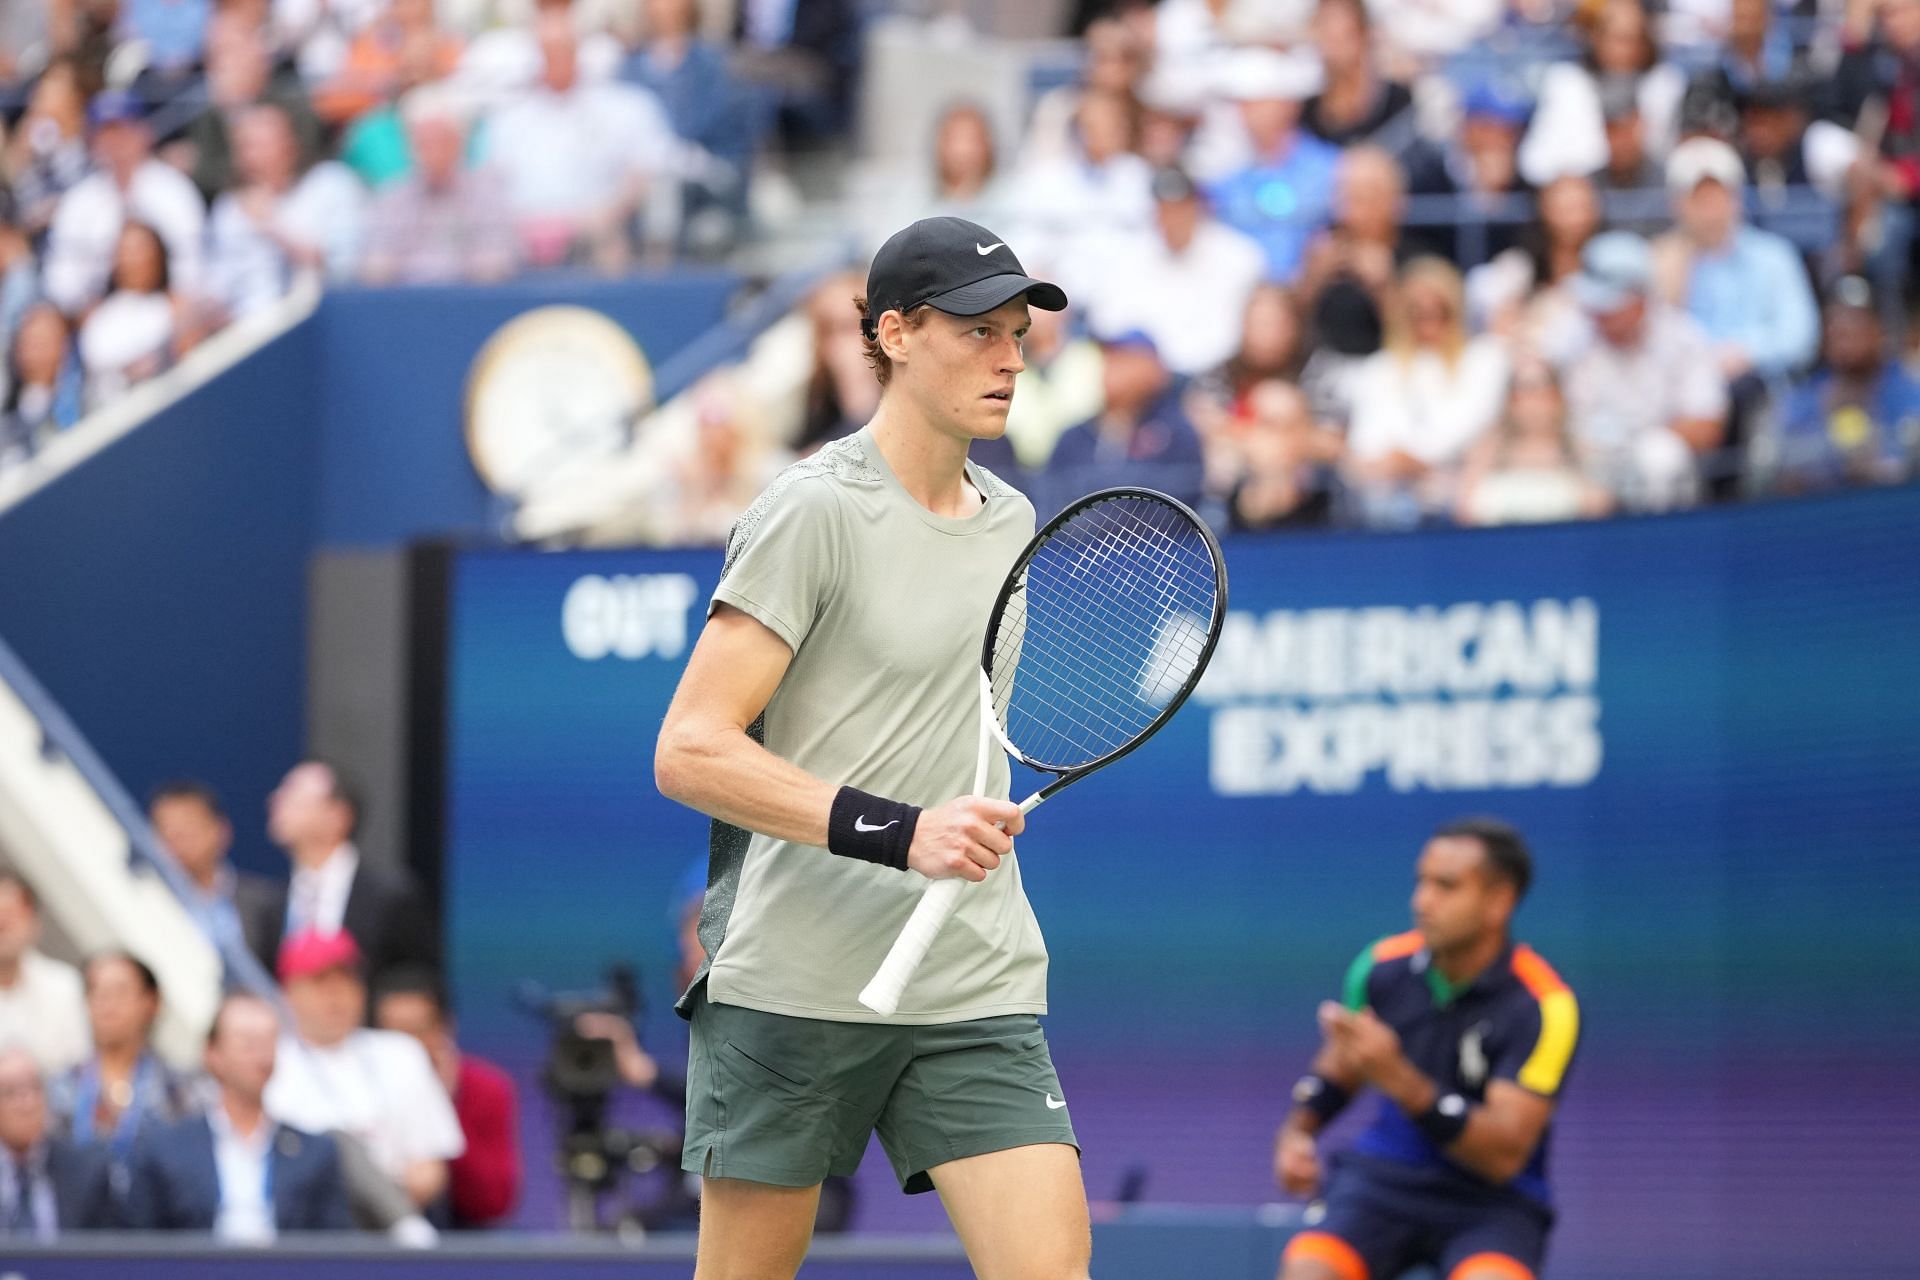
[980,485,1230,798]
[856,486,1228,1016]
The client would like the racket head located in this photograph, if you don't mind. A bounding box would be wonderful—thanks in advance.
[982,486,1228,778]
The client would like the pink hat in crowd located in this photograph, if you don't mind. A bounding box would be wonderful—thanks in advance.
[277,928,363,983]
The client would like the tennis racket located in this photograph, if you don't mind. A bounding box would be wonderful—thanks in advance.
[857,487,1229,1016]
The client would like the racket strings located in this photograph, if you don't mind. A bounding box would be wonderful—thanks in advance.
[989,494,1220,770]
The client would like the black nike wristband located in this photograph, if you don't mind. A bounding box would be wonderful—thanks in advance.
[827,787,920,871]
[1414,1093,1471,1148]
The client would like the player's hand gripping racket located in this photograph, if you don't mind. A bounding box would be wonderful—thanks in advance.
[857,487,1229,1015]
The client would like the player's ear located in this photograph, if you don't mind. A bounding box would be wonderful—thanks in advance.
[876,308,915,367]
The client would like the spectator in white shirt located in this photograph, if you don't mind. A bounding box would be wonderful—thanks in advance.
[484,8,681,271]
[1344,256,1511,527]
[207,103,368,319]
[78,222,192,408]
[0,873,89,1078]
[264,930,463,1223]
[1014,86,1155,304]
[1518,0,1686,187]
[1088,165,1267,377]
[41,90,205,317]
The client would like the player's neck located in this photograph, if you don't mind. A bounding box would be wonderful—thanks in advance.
[1433,931,1507,987]
[868,406,981,518]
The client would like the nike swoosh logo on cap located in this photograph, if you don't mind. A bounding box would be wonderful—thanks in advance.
[976,242,1005,255]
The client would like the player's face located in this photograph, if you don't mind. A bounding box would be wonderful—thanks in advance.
[1411,836,1510,953]
[897,299,1031,441]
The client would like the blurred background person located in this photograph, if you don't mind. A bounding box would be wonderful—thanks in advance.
[0,304,86,470]
[115,0,211,97]
[1222,378,1338,531]
[1042,328,1206,511]
[1274,820,1578,1280]
[1456,358,1614,526]
[373,968,520,1230]
[1469,173,1606,362]
[1774,275,1920,492]
[265,930,462,1231]
[0,872,88,1077]
[1205,48,1341,284]
[48,952,194,1180]
[1520,0,1685,187]
[359,87,518,286]
[1014,86,1154,299]
[313,0,462,128]
[253,760,438,986]
[484,9,680,273]
[1591,76,1663,199]
[1301,0,1414,152]
[3,59,91,241]
[1088,166,1266,378]
[1000,301,1104,471]
[167,9,324,205]
[127,992,352,1239]
[794,270,879,452]
[863,101,1015,254]
[1406,82,1533,266]
[42,89,204,316]
[148,780,281,977]
[1022,18,1146,166]
[620,0,755,248]
[1299,145,1417,368]
[1653,136,1819,490]
[1559,230,1726,509]
[205,102,367,320]
[0,196,42,406]
[653,372,791,546]
[76,222,194,408]
[0,1047,117,1240]
[1342,257,1509,528]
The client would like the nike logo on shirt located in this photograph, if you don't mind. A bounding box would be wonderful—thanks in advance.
[853,816,899,832]
[1045,1094,1067,1109]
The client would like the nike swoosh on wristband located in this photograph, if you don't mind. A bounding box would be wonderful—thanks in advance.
[1045,1094,1067,1109]
[853,816,899,832]
[976,242,1006,255]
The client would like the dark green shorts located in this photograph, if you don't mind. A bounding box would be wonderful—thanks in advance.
[682,985,1079,1193]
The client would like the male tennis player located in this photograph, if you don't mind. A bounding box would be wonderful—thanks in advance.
[1275,819,1580,1280]
[655,217,1087,1280]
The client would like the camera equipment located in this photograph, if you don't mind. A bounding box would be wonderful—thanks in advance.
[514,965,689,1233]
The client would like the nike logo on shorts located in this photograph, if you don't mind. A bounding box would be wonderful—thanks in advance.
[853,816,899,832]
[1045,1094,1067,1110]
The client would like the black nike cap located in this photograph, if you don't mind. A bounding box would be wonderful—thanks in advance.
[861,217,1068,340]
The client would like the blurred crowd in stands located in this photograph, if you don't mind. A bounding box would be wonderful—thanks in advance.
[1,0,1918,523]
[0,763,643,1241]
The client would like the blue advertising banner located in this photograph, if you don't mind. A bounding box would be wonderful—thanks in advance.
[443,488,1920,1279]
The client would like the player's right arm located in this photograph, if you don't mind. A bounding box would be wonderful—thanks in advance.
[654,603,1022,881]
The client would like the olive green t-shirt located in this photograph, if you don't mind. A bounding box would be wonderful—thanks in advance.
[684,428,1049,1024]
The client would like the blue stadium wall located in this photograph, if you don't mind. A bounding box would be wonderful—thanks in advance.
[0,275,737,873]
[442,490,1920,1279]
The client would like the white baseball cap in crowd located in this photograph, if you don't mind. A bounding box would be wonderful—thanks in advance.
[1665,136,1746,195]
[1215,47,1324,103]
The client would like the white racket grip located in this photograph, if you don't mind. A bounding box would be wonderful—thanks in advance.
[858,790,1049,1015]
[860,673,998,1017]
[858,877,965,1015]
